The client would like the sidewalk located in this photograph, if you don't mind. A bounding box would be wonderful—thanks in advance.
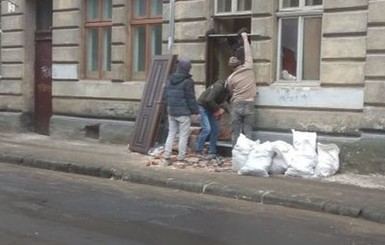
[0,132,385,224]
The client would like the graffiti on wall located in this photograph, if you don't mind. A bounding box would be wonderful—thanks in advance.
[277,88,309,103]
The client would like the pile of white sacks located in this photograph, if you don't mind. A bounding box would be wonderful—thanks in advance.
[232,130,340,178]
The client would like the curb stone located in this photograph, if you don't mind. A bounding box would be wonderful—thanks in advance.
[323,201,362,218]
[0,153,384,225]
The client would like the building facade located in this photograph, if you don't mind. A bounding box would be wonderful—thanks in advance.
[0,0,385,173]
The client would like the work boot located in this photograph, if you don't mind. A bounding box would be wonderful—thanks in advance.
[195,152,205,160]
[205,154,217,161]
[162,158,172,166]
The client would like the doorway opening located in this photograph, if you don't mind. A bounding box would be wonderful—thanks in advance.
[203,17,252,144]
[205,17,251,87]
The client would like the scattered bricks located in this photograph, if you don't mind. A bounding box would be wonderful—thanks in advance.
[146,153,234,174]
[146,159,160,166]
[174,161,186,169]
[214,167,232,173]
[221,160,233,168]
[188,156,201,163]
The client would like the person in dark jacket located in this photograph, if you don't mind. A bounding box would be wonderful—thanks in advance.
[163,59,199,165]
[195,79,229,160]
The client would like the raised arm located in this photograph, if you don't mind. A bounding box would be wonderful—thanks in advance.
[242,32,253,69]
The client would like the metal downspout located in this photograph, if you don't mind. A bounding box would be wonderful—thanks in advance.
[168,0,175,53]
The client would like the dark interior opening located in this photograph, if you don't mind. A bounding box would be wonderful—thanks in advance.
[205,17,251,87]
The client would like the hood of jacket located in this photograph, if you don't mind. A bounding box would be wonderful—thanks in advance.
[169,59,192,85]
[169,72,192,85]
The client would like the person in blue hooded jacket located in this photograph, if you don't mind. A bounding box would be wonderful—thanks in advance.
[163,59,199,165]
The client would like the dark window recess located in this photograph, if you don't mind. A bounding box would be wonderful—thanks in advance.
[129,55,177,154]
[36,0,52,31]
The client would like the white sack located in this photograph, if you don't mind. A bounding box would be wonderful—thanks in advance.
[231,134,258,172]
[315,143,340,177]
[285,130,318,177]
[270,141,294,174]
[292,129,317,151]
[238,141,274,177]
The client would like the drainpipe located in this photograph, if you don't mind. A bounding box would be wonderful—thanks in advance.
[168,0,175,54]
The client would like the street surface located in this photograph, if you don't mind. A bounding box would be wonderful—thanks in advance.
[0,162,384,245]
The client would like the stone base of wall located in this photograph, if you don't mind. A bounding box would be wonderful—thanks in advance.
[0,112,32,132]
[49,115,135,145]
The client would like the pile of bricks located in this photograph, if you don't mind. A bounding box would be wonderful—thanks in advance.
[146,145,233,173]
[146,125,233,172]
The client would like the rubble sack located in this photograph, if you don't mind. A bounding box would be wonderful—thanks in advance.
[233,131,340,178]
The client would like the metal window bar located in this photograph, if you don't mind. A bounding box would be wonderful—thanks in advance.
[199,33,261,39]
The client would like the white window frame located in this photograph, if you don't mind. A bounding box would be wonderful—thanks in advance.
[279,0,323,10]
[214,0,252,16]
[276,0,323,84]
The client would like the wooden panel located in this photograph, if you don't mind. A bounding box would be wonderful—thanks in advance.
[35,31,52,135]
[129,55,177,154]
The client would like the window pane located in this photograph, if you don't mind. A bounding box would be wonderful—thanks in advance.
[305,0,323,6]
[87,28,99,71]
[282,0,299,8]
[87,0,99,20]
[151,0,162,16]
[133,0,146,18]
[103,0,112,18]
[102,28,112,71]
[151,24,162,57]
[36,0,52,31]
[217,0,232,13]
[133,26,146,72]
[237,0,251,11]
[280,18,298,80]
[302,17,321,80]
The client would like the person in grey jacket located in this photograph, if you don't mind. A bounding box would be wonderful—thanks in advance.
[163,59,199,165]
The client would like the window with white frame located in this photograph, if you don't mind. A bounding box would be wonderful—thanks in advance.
[215,0,252,15]
[277,0,323,82]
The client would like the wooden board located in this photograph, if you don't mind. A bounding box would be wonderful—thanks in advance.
[129,55,177,154]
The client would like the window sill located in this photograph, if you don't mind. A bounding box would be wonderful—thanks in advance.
[214,11,252,18]
[272,80,321,87]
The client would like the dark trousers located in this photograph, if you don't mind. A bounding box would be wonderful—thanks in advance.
[230,101,254,146]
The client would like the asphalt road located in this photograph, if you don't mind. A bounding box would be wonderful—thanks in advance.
[0,162,384,245]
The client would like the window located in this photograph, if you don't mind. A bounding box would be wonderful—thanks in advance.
[215,0,252,15]
[84,0,112,79]
[131,0,162,78]
[277,0,322,82]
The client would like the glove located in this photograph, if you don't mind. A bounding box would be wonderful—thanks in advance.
[237,27,249,37]
[213,108,224,120]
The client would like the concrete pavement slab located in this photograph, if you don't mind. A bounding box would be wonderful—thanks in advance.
[0,132,385,224]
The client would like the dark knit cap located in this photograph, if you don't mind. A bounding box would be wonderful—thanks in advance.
[176,59,192,74]
[228,56,242,69]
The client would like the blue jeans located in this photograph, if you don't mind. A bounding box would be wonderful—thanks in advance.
[195,105,219,155]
